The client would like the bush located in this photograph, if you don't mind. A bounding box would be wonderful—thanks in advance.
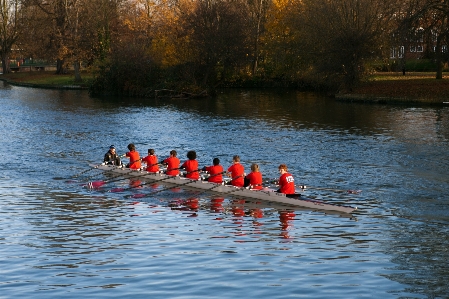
[404,59,437,72]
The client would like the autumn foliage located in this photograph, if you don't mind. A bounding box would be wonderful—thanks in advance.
[1,0,449,96]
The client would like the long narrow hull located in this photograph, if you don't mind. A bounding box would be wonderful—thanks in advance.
[90,164,357,214]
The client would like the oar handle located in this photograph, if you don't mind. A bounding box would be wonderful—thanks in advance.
[145,162,161,167]
[222,174,244,185]
[208,171,225,178]
[184,169,200,174]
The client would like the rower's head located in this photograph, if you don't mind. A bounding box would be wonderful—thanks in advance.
[148,149,155,155]
[233,155,240,163]
[109,145,116,153]
[251,163,259,172]
[213,158,220,165]
[187,150,197,160]
[278,164,288,174]
[127,143,136,151]
[170,150,177,157]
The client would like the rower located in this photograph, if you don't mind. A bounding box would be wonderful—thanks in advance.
[244,163,263,190]
[142,148,159,172]
[181,150,200,180]
[226,155,245,187]
[277,164,295,194]
[202,158,224,183]
[163,150,180,176]
[125,143,142,169]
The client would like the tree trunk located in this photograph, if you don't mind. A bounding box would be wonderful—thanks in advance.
[435,35,443,80]
[73,60,82,82]
[252,0,264,76]
[56,58,65,74]
[1,54,11,74]
[436,61,443,80]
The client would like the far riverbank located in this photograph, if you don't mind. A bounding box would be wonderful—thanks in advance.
[1,71,449,104]
[337,72,449,105]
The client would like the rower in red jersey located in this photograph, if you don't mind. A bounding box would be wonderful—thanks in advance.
[181,150,200,180]
[163,150,180,176]
[202,158,224,183]
[244,163,263,190]
[277,164,295,194]
[227,155,245,187]
[125,143,141,169]
[141,148,159,172]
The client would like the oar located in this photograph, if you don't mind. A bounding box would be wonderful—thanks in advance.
[213,175,252,195]
[110,167,201,193]
[69,163,104,179]
[297,185,362,194]
[165,167,181,173]
[142,162,163,170]
[127,173,201,199]
[85,167,139,189]
[264,179,361,194]
[147,169,203,194]
[184,171,227,197]
[109,167,174,193]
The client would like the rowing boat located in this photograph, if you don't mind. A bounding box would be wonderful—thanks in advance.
[89,164,357,214]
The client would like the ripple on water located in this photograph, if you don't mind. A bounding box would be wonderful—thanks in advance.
[0,88,447,298]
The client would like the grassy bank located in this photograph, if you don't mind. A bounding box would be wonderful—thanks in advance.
[341,72,449,104]
[0,71,93,88]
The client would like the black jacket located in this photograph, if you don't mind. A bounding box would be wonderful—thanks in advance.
[104,150,121,165]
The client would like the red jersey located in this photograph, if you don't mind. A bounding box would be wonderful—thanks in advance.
[227,163,245,187]
[163,156,180,176]
[245,172,263,190]
[279,172,295,194]
[142,155,159,172]
[204,165,224,183]
[126,151,141,169]
[181,160,199,180]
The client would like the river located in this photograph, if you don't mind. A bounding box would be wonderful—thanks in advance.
[0,82,448,298]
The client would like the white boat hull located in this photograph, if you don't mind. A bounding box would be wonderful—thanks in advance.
[90,164,357,214]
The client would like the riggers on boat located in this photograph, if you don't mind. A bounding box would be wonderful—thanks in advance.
[89,164,357,214]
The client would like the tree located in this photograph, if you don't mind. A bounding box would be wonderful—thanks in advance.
[399,0,449,79]
[177,0,252,87]
[0,0,24,74]
[261,0,306,82]
[246,0,270,75]
[301,0,395,91]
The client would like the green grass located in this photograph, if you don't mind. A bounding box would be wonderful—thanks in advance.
[0,71,93,86]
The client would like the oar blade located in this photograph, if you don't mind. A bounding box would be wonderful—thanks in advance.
[86,181,106,189]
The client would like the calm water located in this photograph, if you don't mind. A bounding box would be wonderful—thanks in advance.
[0,82,448,298]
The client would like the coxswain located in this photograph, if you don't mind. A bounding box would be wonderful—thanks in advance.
[104,145,121,166]
[163,150,180,176]
[244,163,263,190]
[141,148,159,172]
[181,150,200,180]
[125,143,141,169]
[202,158,224,183]
[277,164,295,194]
[227,155,245,187]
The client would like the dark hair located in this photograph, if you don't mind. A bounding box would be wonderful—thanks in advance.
[148,149,155,155]
[127,143,135,151]
[233,155,240,162]
[213,158,220,165]
[170,150,177,157]
[187,150,197,160]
